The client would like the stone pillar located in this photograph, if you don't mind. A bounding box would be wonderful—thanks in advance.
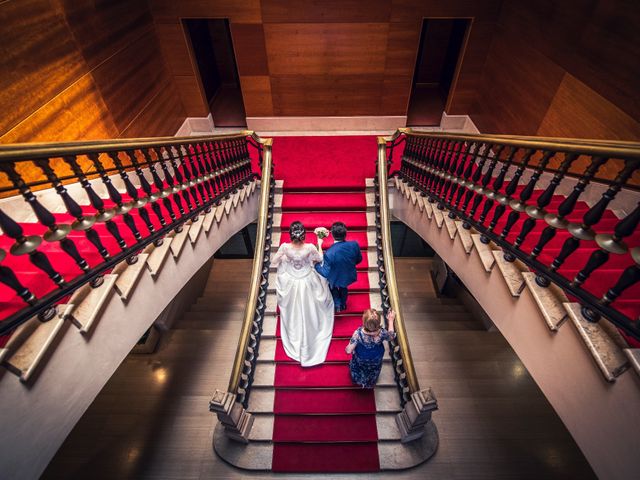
[396,388,438,443]
[209,390,254,444]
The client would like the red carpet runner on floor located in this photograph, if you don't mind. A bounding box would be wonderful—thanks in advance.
[271,135,381,472]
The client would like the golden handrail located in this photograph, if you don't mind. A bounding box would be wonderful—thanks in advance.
[377,135,420,394]
[402,128,640,158]
[228,134,273,393]
[0,132,248,162]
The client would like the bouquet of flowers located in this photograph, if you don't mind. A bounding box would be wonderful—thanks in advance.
[314,226,330,240]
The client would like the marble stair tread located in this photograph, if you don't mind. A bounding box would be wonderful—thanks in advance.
[455,221,474,254]
[252,362,276,387]
[378,421,439,470]
[522,272,569,331]
[213,423,273,471]
[187,214,204,243]
[113,254,149,301]
[376,412,402,440]
[564,303,629,382]
[623,349,640,378]
[169,225,191,258]
[471,234,496,272]
[492,251,527,297]
[443,214,458,240]
[247,387,275,413]
[145,238,173,277]
[375,386,403,412]
[68,274,118,334]
[432,205,445,228]
[247,413,274,441]
[421,196,434,219]
[2,304,73,382]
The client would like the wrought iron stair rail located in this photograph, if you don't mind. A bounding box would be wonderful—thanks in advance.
[0,132,261,337]
[209,135,273,443]
[389,128,640,342]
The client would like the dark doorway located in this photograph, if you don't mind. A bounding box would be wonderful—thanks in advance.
[406,19,470,126]
[184,19,247,127]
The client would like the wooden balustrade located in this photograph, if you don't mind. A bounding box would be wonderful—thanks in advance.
[0,133,260,338]
[389,130,640,342]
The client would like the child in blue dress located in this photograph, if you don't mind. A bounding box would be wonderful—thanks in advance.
[346,308,396,388]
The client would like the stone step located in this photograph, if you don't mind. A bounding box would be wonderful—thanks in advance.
[564,303,630,382]
[2,305,73,383]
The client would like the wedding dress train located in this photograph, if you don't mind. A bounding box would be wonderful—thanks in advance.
[272,242,334,366]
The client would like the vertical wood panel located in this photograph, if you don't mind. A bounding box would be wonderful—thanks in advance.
[240,76,274,116]
[262,0,392,23]
[231,24,270,76]
[537,74,640,141]
[0,75,119,143]
[0,0,87,136]
[470,0,640,139]
[2,0,186,144]
[264,23,389,76]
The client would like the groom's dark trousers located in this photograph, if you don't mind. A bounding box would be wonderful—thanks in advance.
[315,240,362,311]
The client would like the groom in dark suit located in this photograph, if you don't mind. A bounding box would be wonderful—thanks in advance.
[315,222,363,312]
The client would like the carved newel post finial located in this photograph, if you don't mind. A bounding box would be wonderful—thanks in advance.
[396,387,438,443]
[209,390,254,444]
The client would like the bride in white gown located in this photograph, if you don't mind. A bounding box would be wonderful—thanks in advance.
[271,221,334,366]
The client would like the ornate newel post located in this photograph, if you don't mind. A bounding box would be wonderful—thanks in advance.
[209,390,254,443]
[396,388,439,443]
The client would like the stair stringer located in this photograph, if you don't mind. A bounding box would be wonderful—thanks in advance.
[389,185,640,480]
[0,188,260,480]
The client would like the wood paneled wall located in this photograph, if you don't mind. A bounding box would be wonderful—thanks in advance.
[470,0,640,140]
[150,0,501,118]
[0,0,185,144]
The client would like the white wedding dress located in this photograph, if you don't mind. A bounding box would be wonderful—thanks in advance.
[272,242,334,366]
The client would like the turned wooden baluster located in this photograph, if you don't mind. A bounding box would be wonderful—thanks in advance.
[174,145,202,210]
[570,203,640,303]
[581,263,640,324]
[141,149,179,228]
[475,145,506,230]
[208,141,225,197]
[482,147,518,241]
[108,152,158,240]
[155,147,188,222]
[523,153,581,273]
[567,159,639,241]
[126,150,168,229]
[1,162,94,278]
[36,159,111,266]
[166,146,196,214]
[454,143,480,210]
[543,157,633,283]
[504,151,556,261]
[433,140,454,205]
[497,149,535,241]
[0,208,65,312]
[181,144,207,208]
[195,143,215,201]
[446,142,471,209]
[438,141,461,211]
[87,153,144,245]
[63,155,131,263]
[0,248,39,312]
[203,142,224,202]
[461,143,491,229]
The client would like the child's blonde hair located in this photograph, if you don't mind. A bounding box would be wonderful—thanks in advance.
[362,309,381,332]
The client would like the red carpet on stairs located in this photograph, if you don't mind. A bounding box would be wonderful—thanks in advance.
[271,135,381,473]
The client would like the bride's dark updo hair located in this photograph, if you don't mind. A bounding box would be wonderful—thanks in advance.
[289,221,306,243]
